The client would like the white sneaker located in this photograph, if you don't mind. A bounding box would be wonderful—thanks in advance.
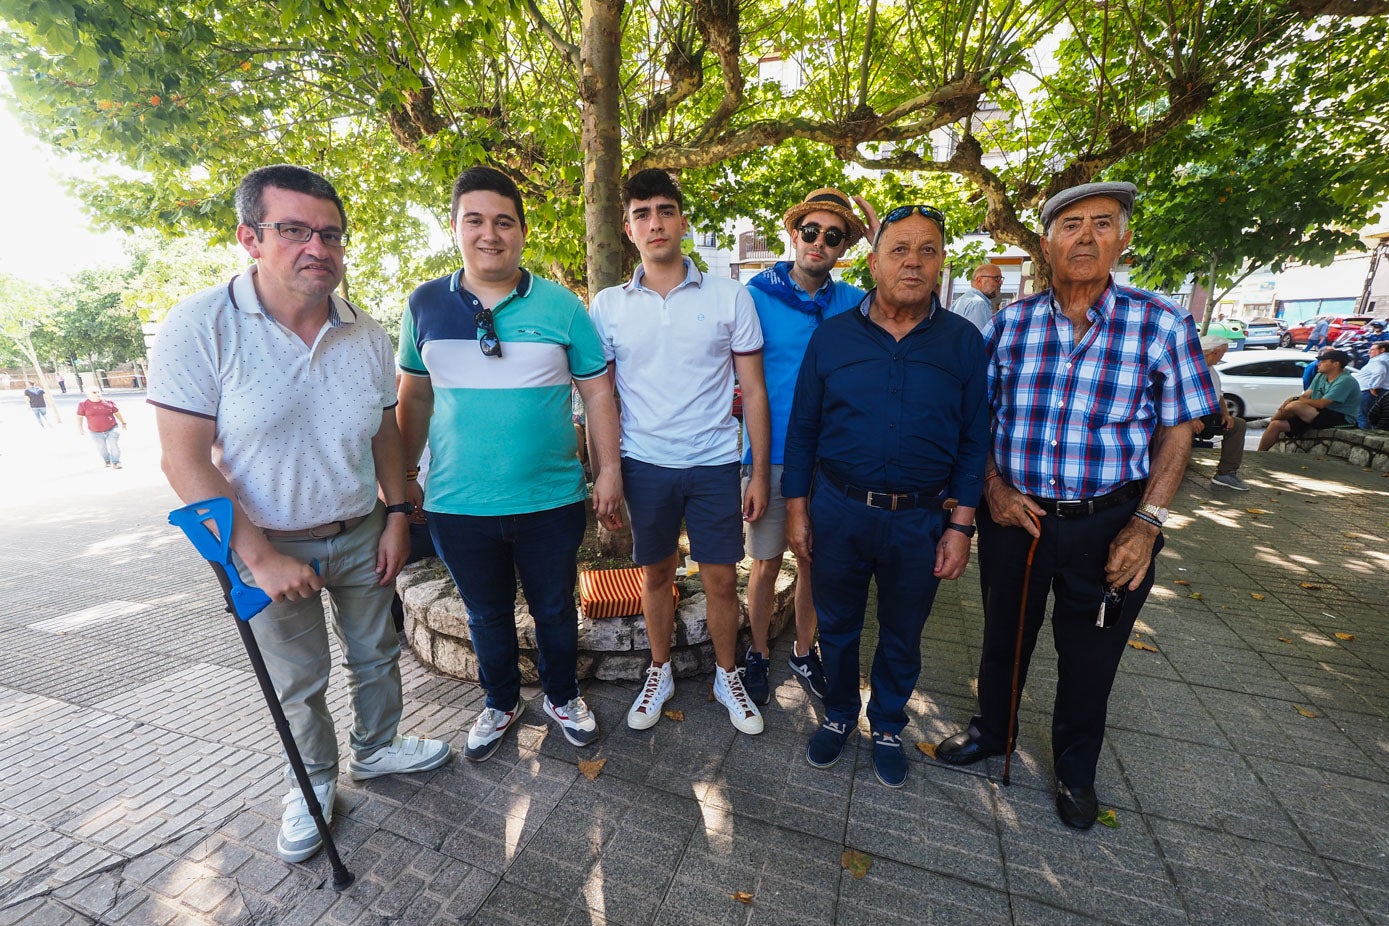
[544,695,599,746]
[463,702,524,762]
[626,663,674,730]
[349,735,452,779]
[277,779,335,863]
[713,666,764,735]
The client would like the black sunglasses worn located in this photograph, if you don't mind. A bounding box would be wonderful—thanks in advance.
[474,309,502,358]
[795,224,847,248]
[874,204,947,245]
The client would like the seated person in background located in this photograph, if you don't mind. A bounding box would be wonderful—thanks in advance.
[1352,341,1388,429]
[1257,349,1361,450]
[1195,336,1250,491]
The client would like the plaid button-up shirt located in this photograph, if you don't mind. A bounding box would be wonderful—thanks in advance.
[985,279,1217,500]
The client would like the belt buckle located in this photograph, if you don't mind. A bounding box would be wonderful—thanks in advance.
[308,520,343,539]
[865,490,898,511]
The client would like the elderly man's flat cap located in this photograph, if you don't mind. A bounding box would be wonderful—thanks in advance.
[1040,181,1138,230]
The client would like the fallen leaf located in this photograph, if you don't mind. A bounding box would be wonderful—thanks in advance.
[1277,637,1293,643]
[1299,583,1324,590]
[1188,592,1204,601]
[1344,532,1359,539]
[1096,808,1120,828]
[706,686,715,702]
[1250,593,1265,601]
[730,891,754,905]
[1334,632,1355,642]
[1246,508,1269,515]
[1127,639,1159,652]
[841,850,873,879]
[916,741,938,759]
[578,759,607,780]
[1294,705,1318,718]
[1341,546,1355,552]
[1174,579,1191,586]
[662,709,685,722]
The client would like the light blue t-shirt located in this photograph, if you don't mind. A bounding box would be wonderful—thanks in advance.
[399,269,606,516]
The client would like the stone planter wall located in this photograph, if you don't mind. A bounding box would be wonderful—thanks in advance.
[1270,427,1389,471]
[398,559,797,683]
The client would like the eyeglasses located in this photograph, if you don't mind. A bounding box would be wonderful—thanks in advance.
[874,205,947,245]
[474,309,502,358]
[795,224,847,248]
[254,222,350,248]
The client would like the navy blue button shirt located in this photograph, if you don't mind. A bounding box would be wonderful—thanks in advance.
[782,292,989,507]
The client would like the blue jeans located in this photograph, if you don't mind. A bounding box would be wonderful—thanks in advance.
[808,473,945,735]
[429,501,587,710]
[88,429,121,463]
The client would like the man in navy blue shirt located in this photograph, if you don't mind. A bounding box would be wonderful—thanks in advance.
[783,204,989,788]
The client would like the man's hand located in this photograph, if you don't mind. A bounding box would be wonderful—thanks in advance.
[933,529,971,579]
[246,549,324,602]
[984,478,1044,539]
[593,469,624,530]
[853,195,881,243]
[375,515,411,586]
[742,470,770,523]
[1105,518,1159,591]
[1221,410,1236,431]
[1192,419,1205,435]
[786,497,812,562]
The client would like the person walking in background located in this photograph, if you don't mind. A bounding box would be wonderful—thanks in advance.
[76,387,126,466]
[57,371,67,394]
[1304,316,1331,352]
[24,381,52,429]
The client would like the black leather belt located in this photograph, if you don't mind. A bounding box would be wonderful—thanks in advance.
[821,468,946,512]
[262,514,370,540]
[1030,480,1145,519]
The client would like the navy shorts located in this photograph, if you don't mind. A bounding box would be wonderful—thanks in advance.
[621,457,744,566]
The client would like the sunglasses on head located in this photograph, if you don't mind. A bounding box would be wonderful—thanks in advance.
[874,204,947,245]
[474,309,502,358]
[795,224,848,248]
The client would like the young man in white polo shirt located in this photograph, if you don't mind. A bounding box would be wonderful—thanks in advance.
[590,169,772,735]
[148,165,450,865]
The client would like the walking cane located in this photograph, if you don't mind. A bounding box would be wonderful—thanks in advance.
[1002,510,1042,787]
[168,497,355,891]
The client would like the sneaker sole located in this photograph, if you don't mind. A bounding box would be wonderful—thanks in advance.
[277,832,325,863]
[874,765,908,788]
[715,688,764,735]
[806,741,846,769]
[626,689,671,730]
[544,701,599,747]
[1211,480,1250,491]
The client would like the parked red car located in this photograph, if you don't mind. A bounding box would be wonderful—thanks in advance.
[731,384,743,419]
[1280,315,1374,348]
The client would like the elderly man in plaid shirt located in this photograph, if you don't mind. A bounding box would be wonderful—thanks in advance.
[935,181,1218,830]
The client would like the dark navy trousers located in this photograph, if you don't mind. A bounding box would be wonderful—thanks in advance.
[969,496,1161,789]
[809,473,945,734]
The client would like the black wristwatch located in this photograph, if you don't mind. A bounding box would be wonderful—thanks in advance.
[384,502,416,517]
[945,522,976,538]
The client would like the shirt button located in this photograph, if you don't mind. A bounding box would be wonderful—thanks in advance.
[1049,478,1056,486]
[1066,362,1072,369]
[1051,440,1058,447]
[1058,401,1064,408]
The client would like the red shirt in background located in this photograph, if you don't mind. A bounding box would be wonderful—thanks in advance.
[77,399,120,432]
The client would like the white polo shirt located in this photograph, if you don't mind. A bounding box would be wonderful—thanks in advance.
[590,259,763,468]
[148,268,397,531]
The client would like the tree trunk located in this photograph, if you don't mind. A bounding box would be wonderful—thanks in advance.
[580,0,627,296]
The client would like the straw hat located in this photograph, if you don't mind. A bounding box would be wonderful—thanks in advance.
[782,188,869,247]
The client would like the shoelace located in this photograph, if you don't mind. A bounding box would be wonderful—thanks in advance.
[721,669,755,717]
[563,697,592,723]
[822,720,847,736]
[635,667,667,713]
[475,707,508,736]
[875,732,902,749]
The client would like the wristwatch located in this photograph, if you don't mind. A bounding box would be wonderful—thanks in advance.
[384,502,417,517]
[1136,503,1169,525]
[945,522,976,538]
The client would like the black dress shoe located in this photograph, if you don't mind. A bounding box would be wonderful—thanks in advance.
[934,730,1004,766]
[1055,783,1098,830]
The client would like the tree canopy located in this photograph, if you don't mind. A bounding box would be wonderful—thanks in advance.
[2,0,1386,303]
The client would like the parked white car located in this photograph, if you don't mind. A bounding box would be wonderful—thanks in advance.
[1213,348,1316,418]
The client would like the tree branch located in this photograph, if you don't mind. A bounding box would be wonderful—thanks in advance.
[523,0,581,68]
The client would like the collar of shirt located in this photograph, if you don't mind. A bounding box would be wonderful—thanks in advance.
[858,288,942,325]
[450,267,534,307]
[1047,276,1116,329]
[624,257,702,293]
[746,260,835,315]
[228,267,349,327]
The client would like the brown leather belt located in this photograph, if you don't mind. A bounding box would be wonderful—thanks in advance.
[261,514,369,541]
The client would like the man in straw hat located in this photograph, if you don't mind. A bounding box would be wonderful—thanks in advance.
[934,180,1218,829]
[737,188,870,706]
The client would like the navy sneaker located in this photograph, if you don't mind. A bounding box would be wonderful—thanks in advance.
[872,731,907,788]
[787,646,827,699]
[806,719,850,768]
[741,647,771,706]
